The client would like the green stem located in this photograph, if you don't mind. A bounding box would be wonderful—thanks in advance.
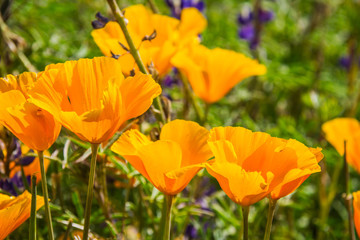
[242,206,250,240]
[83,143,100,240]
[264,198,277,240]
[147,0,159,13]
[179,73,205,123]
[105,0,167,124]
[29,175,37,240]
[159,194,174,240]
[343,141,356,240]
[63,219,73,240]
[38,151,54,240]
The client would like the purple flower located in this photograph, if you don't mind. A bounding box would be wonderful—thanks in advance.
[0,173,30,196]
[238,24,255,41]
[9,139,22,161]
[339,56,351,70]
[185,224,198,239]
[259,9,274,23]
[18,150,35,166]
[166,0,205,19]
[91,12,110,29]
[237,12,253,25]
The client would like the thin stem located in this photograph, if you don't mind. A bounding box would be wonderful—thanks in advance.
[343,141,356,240]
[242,206,250,240]
[38,151,54,240]
[179,73,205,123]
[147,0,159,13]
[105,0,167,124]
[264,198,277,240]
[63,219,73,240]
[83,143,100,240]
[159,194,174,240]
[29,175,37,240]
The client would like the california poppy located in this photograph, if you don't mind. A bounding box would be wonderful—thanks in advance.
[206,126,321,206]
[0,190,44,240]
[322,118,360,172]
[0,72,61,151]
[91,5,206,76]
[171,44,267,103]
[28,57,161,144]
[111,120,212,195]
[353,191,360,237]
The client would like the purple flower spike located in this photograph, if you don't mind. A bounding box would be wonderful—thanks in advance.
[10,139,22,161]
[237,12,253,25]
[259,9,274,23]
[238,24,255,41]
[339,56,351,70]
[185,224,198,239]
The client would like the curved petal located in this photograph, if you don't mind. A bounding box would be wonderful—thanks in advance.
[209,126,270,165]
[206,161,272,206]
[0,191,44,240]
[120,72,161,120]
[160,120,211,166]
[322,118,360,155]
[137,140,182,195]
[0,91,60,151]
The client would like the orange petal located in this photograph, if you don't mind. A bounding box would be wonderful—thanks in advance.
[137,140,183,194]
[354,191,360,238]
[160,120,212,166]
[206,161,273,206]
[209,126,270,165]
[0,191,44,240]
[322,118,360,155]
[120,72,161,120]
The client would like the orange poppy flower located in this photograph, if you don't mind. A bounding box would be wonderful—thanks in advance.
[28,57,161,144]
[322,118,360,172]
[171,44,267,103]
[353,191,360,238]
[206,127,321,206]
[0,72,61,151]
[91,5,206,76]
[0,190,44,240]
[111,120,212,195]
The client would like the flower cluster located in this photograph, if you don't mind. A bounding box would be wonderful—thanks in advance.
[237,7,274,49]
[165,0,205,19]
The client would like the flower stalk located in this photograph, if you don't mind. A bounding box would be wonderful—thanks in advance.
[83,143,100,240]
[242,206,250,240]
[38,150,54,240]
[29,175,37,240]
[343,141,356,240]
[159,194,174,240]
[264,198,277,240]
[105,0,167,124]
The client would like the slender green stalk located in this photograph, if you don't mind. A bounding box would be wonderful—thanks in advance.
[159,194,174,240]
[29,175,37,240]
[105,0,167,124]
[179,73,205,123]
[83,143,100,240]
[242,206,250,240]
[343,141,356,240]
[21,166,30,191]
[38,151,54,240]
[63,219,73,240]
[264,198,277,240]
[147,0,159,13]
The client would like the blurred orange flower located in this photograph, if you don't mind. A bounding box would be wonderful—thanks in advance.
[91,5,206,76]
[171,44,267,103]
[0,72,61,151]
[28,57,161,144]
[206,127,321,206]
[0,190,44,240]
[111,120,212,195]
[322,118,360,172]
[353,191,360,238]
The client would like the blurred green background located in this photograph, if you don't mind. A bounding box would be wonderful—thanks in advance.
[1,0,360,239]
